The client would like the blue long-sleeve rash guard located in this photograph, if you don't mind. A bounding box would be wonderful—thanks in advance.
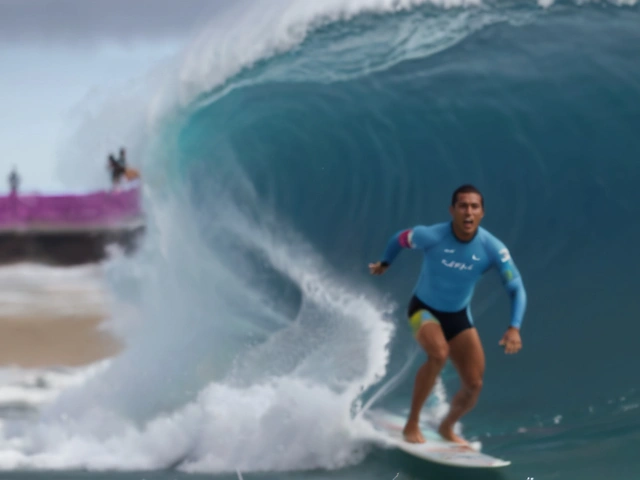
[381,222,527,329]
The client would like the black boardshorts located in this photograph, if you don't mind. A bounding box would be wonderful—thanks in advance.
[407,295,473,342]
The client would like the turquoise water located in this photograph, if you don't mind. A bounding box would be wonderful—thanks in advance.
[1,1,639,479]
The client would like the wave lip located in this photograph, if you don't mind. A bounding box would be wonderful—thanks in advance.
[173,0,484,107]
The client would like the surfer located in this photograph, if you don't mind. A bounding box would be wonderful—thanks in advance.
[8,167,19,195]
[107,154,126,187]
[368,184,527,445]
[118,147,127,167]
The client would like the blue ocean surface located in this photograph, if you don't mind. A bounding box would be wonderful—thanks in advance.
[1,1,639,479]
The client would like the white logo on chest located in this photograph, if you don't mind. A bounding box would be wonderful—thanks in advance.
[441,259,473,271]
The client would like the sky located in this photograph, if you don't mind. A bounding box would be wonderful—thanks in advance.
[0,0,218,193]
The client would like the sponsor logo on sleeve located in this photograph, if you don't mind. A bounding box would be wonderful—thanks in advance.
[504,268,514,281]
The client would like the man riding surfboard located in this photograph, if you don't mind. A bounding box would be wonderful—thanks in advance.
[369,184,527,444]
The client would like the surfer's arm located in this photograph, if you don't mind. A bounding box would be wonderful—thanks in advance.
[504,276,526,330]
[490,241,527,329]
[380,226,437,266]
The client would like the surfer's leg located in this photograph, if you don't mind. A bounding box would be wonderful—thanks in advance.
[438,327,485,444]
[404,319,449,444]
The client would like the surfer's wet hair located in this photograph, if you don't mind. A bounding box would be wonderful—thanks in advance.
[451,184,484,208]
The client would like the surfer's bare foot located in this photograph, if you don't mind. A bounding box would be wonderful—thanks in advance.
[438,425,470,446]
[403,422,426,443]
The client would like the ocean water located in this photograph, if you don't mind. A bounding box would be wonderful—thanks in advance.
[2,0,640,479]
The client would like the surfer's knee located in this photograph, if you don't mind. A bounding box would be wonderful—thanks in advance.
[463,376,483,394]
[427,344,449,366]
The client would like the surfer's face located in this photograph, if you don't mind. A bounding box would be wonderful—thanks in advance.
[449,192,484,239]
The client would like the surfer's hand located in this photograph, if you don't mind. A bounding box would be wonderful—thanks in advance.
[368,261,389,275]
[499,327,522,354]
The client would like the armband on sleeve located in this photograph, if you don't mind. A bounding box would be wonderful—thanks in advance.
[398,229,414,249]
[380,225,438,265]
[381,229,413,265]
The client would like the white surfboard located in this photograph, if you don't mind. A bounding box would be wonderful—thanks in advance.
[365,409,510,468]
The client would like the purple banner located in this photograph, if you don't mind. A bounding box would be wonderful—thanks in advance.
[0,186,142,228]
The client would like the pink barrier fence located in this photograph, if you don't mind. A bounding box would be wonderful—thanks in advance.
[0,186,142,228]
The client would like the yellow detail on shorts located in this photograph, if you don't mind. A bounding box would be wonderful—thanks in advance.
[409,309,439,336]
